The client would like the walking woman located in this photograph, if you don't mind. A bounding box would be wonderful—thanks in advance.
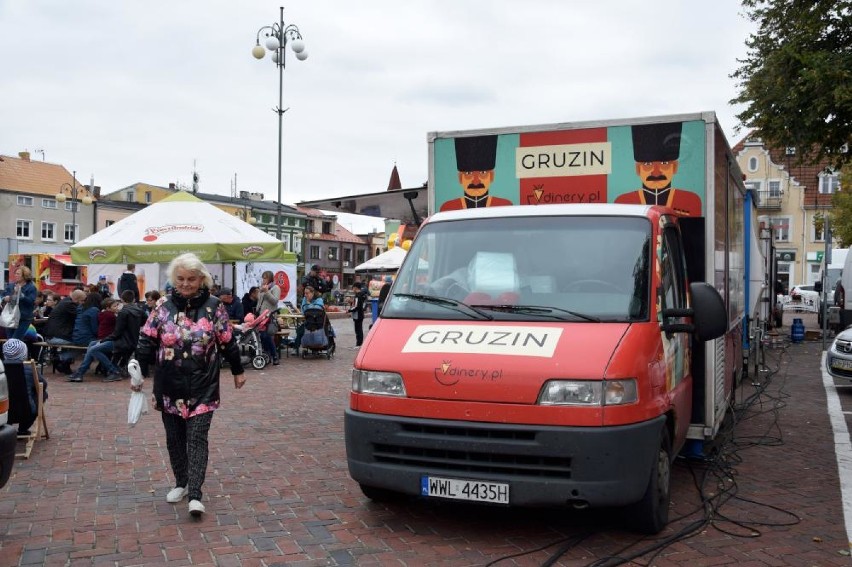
[2,266,37,341]
[135,253,245,517]
[256,270,281,365]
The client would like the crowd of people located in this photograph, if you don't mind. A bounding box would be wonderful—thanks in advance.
[0,256,392,519]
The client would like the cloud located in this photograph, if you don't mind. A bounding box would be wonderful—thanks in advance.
[0,0,757,203]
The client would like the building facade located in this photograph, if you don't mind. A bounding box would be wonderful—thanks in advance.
[734,135,842,290]
[0,152,98,271]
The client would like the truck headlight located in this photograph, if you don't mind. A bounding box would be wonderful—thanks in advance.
[538,379,637,406]
[351,369,406,396]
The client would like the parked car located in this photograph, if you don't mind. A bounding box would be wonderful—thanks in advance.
[787,284,822,310]
[826,327,852,380]
[0,361,17,488]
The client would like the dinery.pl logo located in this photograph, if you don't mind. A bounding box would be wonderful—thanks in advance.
[143,224,203,242]
[241,245,265,257]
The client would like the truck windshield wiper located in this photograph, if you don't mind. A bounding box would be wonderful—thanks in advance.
[471,304,601,322]
[393,293,494,320]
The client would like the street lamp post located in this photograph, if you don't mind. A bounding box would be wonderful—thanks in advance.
[252,6,308,243]
[55,170,93,245]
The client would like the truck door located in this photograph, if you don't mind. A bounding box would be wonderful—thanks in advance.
[658,221,691,441]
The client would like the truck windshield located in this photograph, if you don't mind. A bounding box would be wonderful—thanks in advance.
[385,215,651,322]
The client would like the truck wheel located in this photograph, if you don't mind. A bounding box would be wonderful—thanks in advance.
[359,483,401,503]
[627,426,671,534]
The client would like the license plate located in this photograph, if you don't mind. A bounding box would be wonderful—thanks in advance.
[421,475,509,504]
[831,358,852,370]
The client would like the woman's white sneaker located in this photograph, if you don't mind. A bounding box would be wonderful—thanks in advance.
[166,487,188,503]
[188,499,205,517]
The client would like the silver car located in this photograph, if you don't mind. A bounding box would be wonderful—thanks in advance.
[826,327,852,380]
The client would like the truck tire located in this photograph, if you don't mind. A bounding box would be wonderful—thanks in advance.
[626,426,671,534]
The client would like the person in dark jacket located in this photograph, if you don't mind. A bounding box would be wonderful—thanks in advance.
[71,292,101,348]
[2,339,48,435]
[377,275,393,311]
[1,265,38,341]
[348,282,367,348]
[241,286,258,317]
[135,252,245,518]
[217,288,244,321]
[117,264,140,302]
[45,289,87,374]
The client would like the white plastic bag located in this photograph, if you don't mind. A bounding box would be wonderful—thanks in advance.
[127,359,148,426]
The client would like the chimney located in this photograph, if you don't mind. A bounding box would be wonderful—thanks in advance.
[18,151,30,161]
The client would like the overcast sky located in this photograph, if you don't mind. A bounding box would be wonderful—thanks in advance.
[1,0,756,206]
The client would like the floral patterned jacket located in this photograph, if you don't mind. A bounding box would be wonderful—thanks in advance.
[136,288,244,418]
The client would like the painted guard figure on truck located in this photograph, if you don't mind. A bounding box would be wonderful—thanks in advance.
[615,122,702,217]
[439,135,512,212]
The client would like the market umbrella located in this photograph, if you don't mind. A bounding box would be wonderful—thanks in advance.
[71,191,295,264]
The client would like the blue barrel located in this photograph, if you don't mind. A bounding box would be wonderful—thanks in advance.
[791,318,805,343]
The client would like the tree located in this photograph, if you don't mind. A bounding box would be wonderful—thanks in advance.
[831,164,852,246]
[731,1,852,167]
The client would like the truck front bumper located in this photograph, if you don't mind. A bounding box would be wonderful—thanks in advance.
[0,424,17,489]
[345,409,665,508]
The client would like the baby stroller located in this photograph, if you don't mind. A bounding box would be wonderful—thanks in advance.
[300,306,336,359]
[234,310,271,370]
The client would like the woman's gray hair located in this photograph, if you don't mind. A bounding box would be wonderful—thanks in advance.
[166,253,214,289]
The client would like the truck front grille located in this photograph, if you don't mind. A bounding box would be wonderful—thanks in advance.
[373,424,571,479]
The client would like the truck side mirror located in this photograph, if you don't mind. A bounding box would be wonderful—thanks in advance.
[689,282,727,340]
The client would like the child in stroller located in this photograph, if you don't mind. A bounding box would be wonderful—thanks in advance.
[299,305,336,359]
[234,309,271,369]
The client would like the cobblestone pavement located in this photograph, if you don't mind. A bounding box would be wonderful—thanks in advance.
[1,313,850,566]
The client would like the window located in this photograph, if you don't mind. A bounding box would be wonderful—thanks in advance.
[16,219,32,239]
[768,180,781,197]
[322,221,333,234]
[819,172,840,194]
[328,246,338,261]
[343,248,352,262]
[282,234,291,251]
[357,249,366,263]
[770,216,790,242]
[748,157,758,172]
[309,245,320,260]
[42,198,57,209]
[65,201,78,212]
[105,220,115,228]
[64,223,77,243]
[41,221,56,241]
[17,195,33,206]
[813,216,825,242]
[125,190,135,202]
[145,191,152,203]
[294,235,302,254]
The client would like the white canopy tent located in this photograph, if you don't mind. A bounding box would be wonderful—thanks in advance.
[354,246,407,274]
[70,191,298,304]
[71,191,294,265]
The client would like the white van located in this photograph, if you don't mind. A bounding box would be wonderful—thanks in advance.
[831,246,852,330]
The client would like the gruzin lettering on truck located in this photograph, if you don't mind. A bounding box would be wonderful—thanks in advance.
[402,324,562,357]
[515,142,612,178]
